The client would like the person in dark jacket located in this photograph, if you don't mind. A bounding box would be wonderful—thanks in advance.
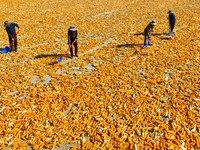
[167,10,176,35]
[4,21,20,52]
[68,26,78,59]
[143,20,157,48]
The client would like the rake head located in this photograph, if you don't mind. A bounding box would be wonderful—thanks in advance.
[58,56,63,62]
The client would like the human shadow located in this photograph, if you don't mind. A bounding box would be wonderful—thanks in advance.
[134,32,168,37]
[153,32,172,40]
[134,33,144,36]
[34,53,71,59]
[116,43,143,48]
[35,53,72,65]
[153,32,168,36]
[159,37,171,40]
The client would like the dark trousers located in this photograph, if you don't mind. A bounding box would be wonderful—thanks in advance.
[169,22,175,33]
[70,41,78,57]
[9,36,18,52]
[144,34,150,46]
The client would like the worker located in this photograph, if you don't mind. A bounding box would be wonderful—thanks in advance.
[4,21,20,52]
[143,20,157,48]
[68,26,78,59]
[167,10,176,36]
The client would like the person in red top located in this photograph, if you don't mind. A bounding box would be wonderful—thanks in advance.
[143,20,157,48]
[4,21,20,52]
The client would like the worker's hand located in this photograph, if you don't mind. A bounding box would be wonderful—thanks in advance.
[12,38,14,41]
[18,28,21,31]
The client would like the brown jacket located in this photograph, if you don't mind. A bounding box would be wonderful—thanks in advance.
[144,23,155,36]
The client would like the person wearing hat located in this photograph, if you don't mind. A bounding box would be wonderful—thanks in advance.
[167,10,176,35]
[143,20,157,48]
[68,26,78,59]
[4,21,20,52]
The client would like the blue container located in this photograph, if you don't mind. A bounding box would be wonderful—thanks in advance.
[2,46,10,54]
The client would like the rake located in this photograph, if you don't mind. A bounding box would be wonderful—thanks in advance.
[2,31,19,54]
[58,40,76,62]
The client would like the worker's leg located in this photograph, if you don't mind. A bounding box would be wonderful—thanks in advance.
[74,41,78,57]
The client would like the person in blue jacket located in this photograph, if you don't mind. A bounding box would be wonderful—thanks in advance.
[167,10,176,35]
[4,21,20,52]
[68,26,78,59]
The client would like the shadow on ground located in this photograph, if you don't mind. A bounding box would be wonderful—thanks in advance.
[116,43,143,48]
[134,32,144,36]
[34,54,71,59]
[35,54,72,65]
[159,37,172,40]
[153,32,173,41]
[153,32,168,36]
[134,32,168,36]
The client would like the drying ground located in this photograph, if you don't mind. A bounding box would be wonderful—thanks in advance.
[0,0,199,149]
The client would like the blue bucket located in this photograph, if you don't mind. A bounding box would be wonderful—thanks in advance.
[2,46,10,54]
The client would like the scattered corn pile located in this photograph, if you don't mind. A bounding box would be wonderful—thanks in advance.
[0,0,199,149]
